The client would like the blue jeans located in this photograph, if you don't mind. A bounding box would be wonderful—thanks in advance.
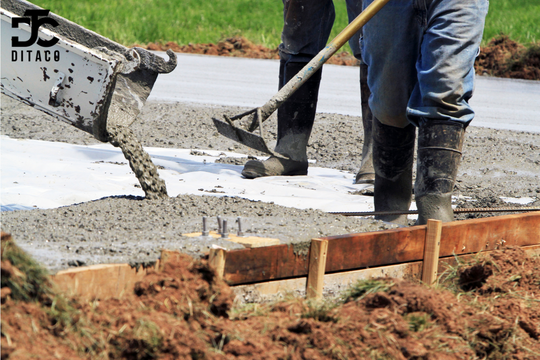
[361,0,489,128]
[279,0,364,63]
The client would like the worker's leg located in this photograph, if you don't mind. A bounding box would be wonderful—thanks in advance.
[346,0,375,184]
[361,0,422,223]
[242,62,323,178]
[361,0,422,129]
[406,0,489,127]
[279,0,335,61]
[355,62,375,184]
[242,0,334,178]
[410,0,488,224]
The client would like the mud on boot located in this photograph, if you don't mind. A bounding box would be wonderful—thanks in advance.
[415,120,465,225]
[242,156,308,179]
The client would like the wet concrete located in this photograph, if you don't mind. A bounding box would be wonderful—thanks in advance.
[1,94,539,273]
[0,194,396,273]
[108,125,168,200]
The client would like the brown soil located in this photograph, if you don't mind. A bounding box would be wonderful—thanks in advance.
[140,36,365,67]
[475,36,540,80]
[2,232,539,359]
[138,35,540,80]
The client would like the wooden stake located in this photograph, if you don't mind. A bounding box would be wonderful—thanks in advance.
[422,219,442,285]
[306,239,328,300]
[209,248,226,279]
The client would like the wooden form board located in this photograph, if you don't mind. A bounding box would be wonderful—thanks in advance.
[232,244,540,300]
[53,263,158,301]
[223,212,539,285]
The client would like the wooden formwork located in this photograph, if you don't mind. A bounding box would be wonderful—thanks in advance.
[51,212,540,301]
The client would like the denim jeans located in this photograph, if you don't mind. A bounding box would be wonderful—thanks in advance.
[279,0,364,63]
[361,0,489,128]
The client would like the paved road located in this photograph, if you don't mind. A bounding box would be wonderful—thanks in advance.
[149,53,540,133]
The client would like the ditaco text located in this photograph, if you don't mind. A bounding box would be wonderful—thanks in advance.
[11,49,60,62]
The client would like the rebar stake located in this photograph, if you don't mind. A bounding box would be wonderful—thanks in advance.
[236,217,244,237]
[221,219,229,239]
[202,216,209,237]
[217,216,222,234]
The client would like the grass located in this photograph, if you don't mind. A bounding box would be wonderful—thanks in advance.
[483,0,540,45]
[1,235,107,357]
[30,0,539,55]
[1,234,53,302]
[30,0,285,48]
[342,278,394,302]
[29,0,355,50]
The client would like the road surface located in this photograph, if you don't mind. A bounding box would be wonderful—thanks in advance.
[149,53,540,133]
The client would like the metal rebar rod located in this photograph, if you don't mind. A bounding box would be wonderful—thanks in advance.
[237,217,244,237]
[202,216,209,237]
[329,207,540,217]
[221,219,229,239]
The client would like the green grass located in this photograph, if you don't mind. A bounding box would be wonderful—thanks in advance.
[30,0,284,48]
[1,235,53,302]
[28,0,358,54]
[25,0,540,50]
[342,278,394,303]
[483,0,540,45]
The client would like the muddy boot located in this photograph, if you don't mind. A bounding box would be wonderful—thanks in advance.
[415,121,465,225]
[242,60,322,178]
[373,118,416,226]
[355,63,375,184]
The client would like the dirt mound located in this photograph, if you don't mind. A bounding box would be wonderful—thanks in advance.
[475,35,540,80]
[146,36,279,60]
[138,35,540,79]
[139,36,360,66]
[1,233,236,359]
[2,231,539,359]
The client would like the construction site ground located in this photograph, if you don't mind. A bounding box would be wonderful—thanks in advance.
[2,234,540,359]
[1,36,539,359]
[2,93,539,272]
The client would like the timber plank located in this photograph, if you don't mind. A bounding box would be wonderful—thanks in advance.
[209,248,226,279]
[53,263,156,300]
[224,244,308,284]
[306,239,328,300]
[422,219,442,285]
[224,212,539,285]
[439,212,540,256]
[232,244,540,300]
[323,225,426,272]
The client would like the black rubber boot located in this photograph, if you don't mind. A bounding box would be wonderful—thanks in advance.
[242,60,322,178]
[415,120,465,225]
[355,63,375,184]
[373,118,416,226]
